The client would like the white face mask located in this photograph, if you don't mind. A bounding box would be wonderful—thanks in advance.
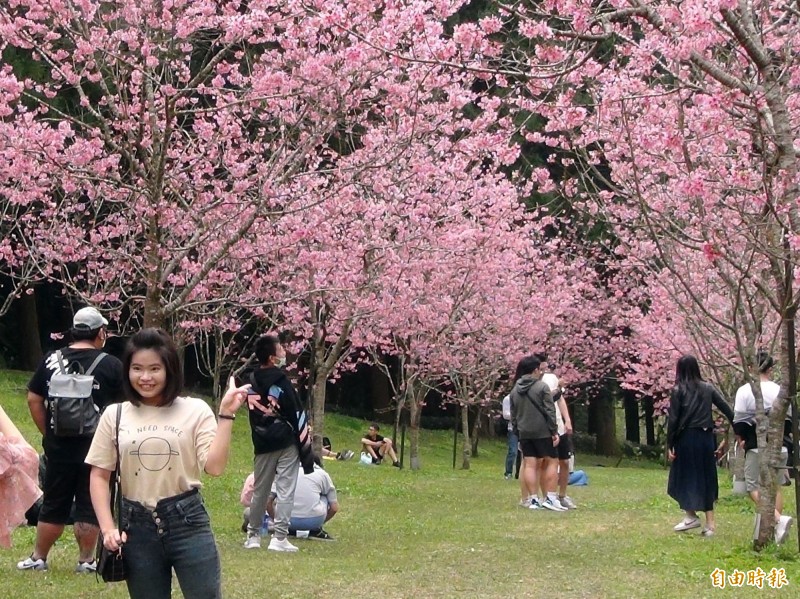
[273,355,286,368]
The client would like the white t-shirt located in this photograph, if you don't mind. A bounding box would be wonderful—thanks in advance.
[734,380,780,415]
[272,465,337,519]
[85,397,217,509]
[502,395,512,432]
[541,372,565,435]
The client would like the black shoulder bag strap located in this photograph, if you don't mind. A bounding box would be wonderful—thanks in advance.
[525,383,549,418]
[111,404,122,526]
[96,403,124,582]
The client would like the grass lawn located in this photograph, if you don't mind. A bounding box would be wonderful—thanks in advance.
[1,369,798,598]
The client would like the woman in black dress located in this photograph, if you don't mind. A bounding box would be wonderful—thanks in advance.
[667,355,734,536]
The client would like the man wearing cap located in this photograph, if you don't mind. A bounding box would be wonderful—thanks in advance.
[16,307,124,573]
[733,351,793,545]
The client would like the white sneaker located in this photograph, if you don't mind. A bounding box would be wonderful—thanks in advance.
[673,517,701,532]
[542,497,567,512]
[16,556,47,571]
[268,537,299,552]
[75,559,97,573]
[776,515,793,545]
[559,495,577,509]
[243,533,261,549]
[518,497,532,508]
[528,497,542,510]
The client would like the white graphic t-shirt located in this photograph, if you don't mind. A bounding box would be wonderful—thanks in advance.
[85,397,217,509]
[541,372,566,435]
[271,465,337,519]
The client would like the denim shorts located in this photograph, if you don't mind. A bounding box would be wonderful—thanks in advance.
[290,514,326,533]
[120,489,221,599]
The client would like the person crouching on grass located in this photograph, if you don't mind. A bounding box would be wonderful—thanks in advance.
[86,328,248,599]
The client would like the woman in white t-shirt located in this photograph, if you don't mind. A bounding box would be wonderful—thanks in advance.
[86,328,248,599]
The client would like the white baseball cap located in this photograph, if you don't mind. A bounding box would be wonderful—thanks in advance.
[72,307,109,330]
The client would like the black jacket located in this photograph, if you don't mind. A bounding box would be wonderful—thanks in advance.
[248,367,314,474]
[667,381,734,449]
[248,367,300,454]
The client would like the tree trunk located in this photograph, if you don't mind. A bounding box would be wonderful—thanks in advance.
[311,367,329,458]
[594,394,618,456]
[461,404,471,470]
[143,285,165,329]
[16,290,42,370]
[729,428,745,486]
[370,364,392,414]
[470,405,482,457]
[753,304,796,549]
[408,391,422,471]
[644,396,656,446]
[210,332,224,412]
[753,408,784,549]
[623,388,639,444]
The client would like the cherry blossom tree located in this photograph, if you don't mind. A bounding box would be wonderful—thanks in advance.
[483,0,800,548]
[0,0,499,334]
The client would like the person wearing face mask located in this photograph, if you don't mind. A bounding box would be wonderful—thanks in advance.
[244,334,311,552]
[16,307,124,573]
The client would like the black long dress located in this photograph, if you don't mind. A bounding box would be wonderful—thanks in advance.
[667,382,734,512]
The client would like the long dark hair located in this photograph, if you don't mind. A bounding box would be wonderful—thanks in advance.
[675,354,703,392]
[123,328,183,407]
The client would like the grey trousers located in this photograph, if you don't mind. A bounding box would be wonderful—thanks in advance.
[248,444,299,539]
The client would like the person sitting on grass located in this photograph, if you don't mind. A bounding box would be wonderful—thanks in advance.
[361,423,400,467]
[240,458,339,540]
[321,435,354,461]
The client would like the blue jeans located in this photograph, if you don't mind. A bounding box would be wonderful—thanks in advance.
[289,514,326,533]
[505,430,519,476]
[120,489,221,599]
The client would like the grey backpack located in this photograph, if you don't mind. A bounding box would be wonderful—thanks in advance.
[48,350,106,437]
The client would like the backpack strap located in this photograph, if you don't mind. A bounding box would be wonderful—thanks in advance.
[84,352,108,377]
[54,350,68,375]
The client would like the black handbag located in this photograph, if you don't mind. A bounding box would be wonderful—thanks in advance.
[96,403,127,582]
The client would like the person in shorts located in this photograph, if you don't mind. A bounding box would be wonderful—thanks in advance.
[361,423,400,467]
[17,307,123,573]
[540,358,576,510]
[733,351,793,544]
[510,355,561,511]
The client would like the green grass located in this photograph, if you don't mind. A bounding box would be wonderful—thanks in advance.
[1,369,798,598]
